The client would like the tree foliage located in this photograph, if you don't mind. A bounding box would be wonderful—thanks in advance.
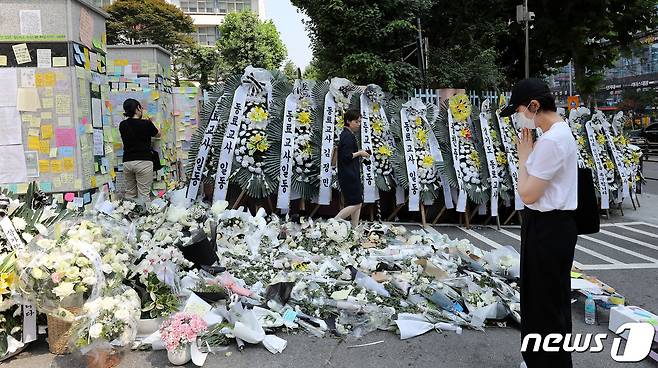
[177,45,221,90]
[105,0,195,52]
[618,88,658,113]
[217,11,287,78]
[521,0,658,102]
[282,60,298,82]
[291,0,431,95]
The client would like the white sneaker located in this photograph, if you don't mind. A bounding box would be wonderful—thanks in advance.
[520,362,527,368]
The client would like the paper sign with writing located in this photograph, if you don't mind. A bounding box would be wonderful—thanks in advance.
[12,43,31,64]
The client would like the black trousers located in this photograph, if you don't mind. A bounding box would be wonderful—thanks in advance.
[520,208,577,368]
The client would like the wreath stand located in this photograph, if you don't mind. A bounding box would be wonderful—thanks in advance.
[386,196,428,227]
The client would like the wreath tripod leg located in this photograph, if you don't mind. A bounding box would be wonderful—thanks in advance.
[387,196,408,221]
[432,206,446,225]
[420,203,427,228]
[232,190,247,209]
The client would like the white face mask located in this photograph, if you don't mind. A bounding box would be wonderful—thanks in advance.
[514,104,537,129]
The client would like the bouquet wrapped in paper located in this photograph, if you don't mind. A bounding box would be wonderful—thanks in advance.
[16,218,136,320]
[69,286,141,368]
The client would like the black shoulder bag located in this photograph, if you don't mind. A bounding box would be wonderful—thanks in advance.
[575,167,600,234]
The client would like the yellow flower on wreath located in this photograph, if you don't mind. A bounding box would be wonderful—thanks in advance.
[416,128,428,145]
[247,133,270,153]
[336,114,345,130]
[372,119,384,135]
[495,151,507,165]
[377,144,393,157]
[577,136,586,147]
[421,154,434,168]
[596,133,606,146]
[297,110,311,126]
[604,159,615,171]
[469,151,481,169]
[247,106,268,122]
[302,143,313,156]
[414,116,423,127]
[449,94,472,122]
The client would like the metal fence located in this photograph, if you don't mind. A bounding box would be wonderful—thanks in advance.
[413,89,512,111]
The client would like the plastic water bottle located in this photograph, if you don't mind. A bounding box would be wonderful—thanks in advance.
[585,293,596,325]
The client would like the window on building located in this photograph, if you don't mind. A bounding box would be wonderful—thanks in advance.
[196,26,220,46]
[218,1,251,14]
[182,0,252,14]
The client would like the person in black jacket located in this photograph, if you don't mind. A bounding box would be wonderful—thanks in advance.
[335,110,370,227]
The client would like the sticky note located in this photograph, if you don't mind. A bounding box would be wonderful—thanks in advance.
[51,160,62,173]
[570,272,582,279]
[49,148,58,158]
[40,182,52,192]
[59,147,74,157]
[55,128,76,147]
[74,179,82,190]
[17,88,41,112]
[0,55,6,66]
[27,136,40,150]
[39,140,50,154]
[63,157,75,172]
[151,91,160,100]
[39,159,50,173]
[84,48,90,71]
[41,124,53,139]
[52,56,67,67]
[41,112,52,120]
[41,97,54,109]
[43,72,56,87]
[28,129,39,137]
[83,192,91,204]
[55,95,71,115]
[90,176,97,187]
[16,184,28,194]
[64,192,74,202]
[114,59,128,67]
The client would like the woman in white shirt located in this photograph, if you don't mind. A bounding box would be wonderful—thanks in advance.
[500,78,578,368]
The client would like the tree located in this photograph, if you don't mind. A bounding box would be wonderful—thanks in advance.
[282,60,298,82]
[423,0,511,90]
[178,45,221,90]
[503,0,658,102]
[291,0,431,95]
[105,0,194,52]
[217,11,287,77]
[302,58,320,80]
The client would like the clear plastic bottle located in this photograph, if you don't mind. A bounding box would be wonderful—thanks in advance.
[585,293,596,325]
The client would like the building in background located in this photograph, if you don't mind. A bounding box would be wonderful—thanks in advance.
[94,0,266,46]
[548,35,658,111]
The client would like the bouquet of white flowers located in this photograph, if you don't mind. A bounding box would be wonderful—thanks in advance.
[16,219,135,320]
[70,286,140,368]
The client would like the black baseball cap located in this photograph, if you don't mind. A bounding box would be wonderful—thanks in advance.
[499,78,552,117]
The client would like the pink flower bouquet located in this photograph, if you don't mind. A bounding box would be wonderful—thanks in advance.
[159,312,207,351]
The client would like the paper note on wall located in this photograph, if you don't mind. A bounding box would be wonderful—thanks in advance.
[24,151,38,177]
[0,106,22,145]
[27,136,39,150]
[93,128,104,156]
[19,10,42,35]
[55,95,71,115]
[51,160,62,174]
[52,57,67,67]
[91,98,102,128]
[12,44,31,65]
[41,124,53,139]
[39,140,49,155]
[17,88,41,112]
[55,128,76,147]
[36,49,52,68]
[39,159,50,173]
[0,56,7,66]
[63,157,75,172]
[79,7,94,48]
[20,69,35,88]
[0,69,18,107]
[0,145,28,184]
[42,97,53,109]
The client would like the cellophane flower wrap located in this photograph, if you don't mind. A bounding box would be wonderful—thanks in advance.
[16,217,136,320]
[70,286,141,350]
[159,312,208,352]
